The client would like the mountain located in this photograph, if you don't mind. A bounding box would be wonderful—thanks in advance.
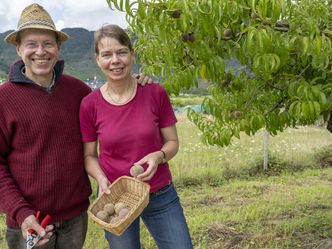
[0,28,105,82]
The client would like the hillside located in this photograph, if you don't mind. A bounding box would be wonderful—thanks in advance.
[1,27,212,93]
[0,28,105,81]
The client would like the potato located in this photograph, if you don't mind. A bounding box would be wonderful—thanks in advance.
[103,203,115,215]
[114,202,127,214]
[96,210,109,222]
[129,164,144,178]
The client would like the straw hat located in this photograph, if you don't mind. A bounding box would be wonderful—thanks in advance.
[4,3,69,45]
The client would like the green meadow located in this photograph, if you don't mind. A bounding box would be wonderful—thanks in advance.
[1,112,332,248]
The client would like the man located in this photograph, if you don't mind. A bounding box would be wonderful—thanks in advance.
[0,3,149,249]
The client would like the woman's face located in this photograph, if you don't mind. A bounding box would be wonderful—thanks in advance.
[96,37,134,82]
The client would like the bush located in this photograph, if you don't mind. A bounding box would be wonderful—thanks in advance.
[314,144,332,168]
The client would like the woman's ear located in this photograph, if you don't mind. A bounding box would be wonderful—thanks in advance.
[131,51,136,64]
[95,54,101,67]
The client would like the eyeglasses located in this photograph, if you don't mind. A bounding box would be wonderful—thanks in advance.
[21,41,58,50]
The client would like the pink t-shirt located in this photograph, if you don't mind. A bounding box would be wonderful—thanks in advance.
[79,83,177,192]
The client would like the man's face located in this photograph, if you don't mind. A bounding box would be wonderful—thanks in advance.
[16,28,59,84]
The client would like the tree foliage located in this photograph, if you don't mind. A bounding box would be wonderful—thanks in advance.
[107,0,332,146]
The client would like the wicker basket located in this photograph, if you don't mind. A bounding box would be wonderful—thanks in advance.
[88,176,150,236]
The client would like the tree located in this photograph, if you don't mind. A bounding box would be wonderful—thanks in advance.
[107,0,332,146]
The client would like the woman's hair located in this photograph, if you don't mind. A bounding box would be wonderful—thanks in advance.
[94,24,133,54]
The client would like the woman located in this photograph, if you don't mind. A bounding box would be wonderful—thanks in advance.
[79,24,193,249]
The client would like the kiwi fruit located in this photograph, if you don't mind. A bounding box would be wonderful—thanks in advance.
[96,210,109,222]
[114,202,128,214]
[103,203,115,215]
[130,164,144,178]
[118,208,130,219]
[110,216,120,224]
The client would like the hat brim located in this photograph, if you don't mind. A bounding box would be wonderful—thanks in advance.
[4,25,69,45]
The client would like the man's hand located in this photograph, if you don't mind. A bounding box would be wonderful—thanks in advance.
[133,73,153,85]
[22,214,53,247]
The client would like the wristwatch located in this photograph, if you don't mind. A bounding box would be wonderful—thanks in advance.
[160,150,167,163]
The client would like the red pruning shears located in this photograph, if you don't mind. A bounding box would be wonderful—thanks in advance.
[26,211,51,249]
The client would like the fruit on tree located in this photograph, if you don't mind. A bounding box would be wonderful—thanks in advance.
[223,28,232,39]
[170,10,181,19]
[181,33,195,43]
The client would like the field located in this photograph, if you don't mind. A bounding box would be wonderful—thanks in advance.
[1,113,332,248]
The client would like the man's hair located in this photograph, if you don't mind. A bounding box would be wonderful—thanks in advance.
[15,29,61,47]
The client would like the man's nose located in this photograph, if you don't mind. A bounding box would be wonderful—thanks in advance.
[35,44,46,54]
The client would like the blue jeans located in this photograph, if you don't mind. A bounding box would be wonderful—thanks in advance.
[6,212,87,249]
[105,183,193,249]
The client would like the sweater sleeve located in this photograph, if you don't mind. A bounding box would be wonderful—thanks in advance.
[79,96,98,142]
[0,120,34,226]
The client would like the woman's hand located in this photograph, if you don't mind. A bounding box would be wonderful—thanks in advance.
[135,125,179,182]
[97,174,111,196]
[83,142,110,196]
[134,151,164,181]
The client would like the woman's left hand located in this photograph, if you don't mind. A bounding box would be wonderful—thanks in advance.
[134,151,163,181]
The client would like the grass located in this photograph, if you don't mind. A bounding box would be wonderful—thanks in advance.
[170,94,206,107]
[182,169,332,249]
[1,113,332,248]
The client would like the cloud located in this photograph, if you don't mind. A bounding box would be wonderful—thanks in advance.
[0,0,128,32]
[55,20,65,31]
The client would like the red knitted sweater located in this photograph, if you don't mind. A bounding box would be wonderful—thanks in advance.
[0,60,92,227]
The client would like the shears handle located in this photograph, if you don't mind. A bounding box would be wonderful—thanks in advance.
[40,214,51,228]
[28,211,52,234]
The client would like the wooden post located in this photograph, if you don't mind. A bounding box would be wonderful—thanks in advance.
[263,129,269,170]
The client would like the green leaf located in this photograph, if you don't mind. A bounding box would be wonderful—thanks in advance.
[319,93,327,107]
[301,101,310,119]
[301,36,309,56]
[199,64,207,80]
[110,0,332,147]
[313,101,321,116]
[119,0,124,11]
[289,100,299,115]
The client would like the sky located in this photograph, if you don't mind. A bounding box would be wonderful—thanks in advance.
[0,0,128,33]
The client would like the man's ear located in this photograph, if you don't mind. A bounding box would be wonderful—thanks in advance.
[16,45,21,57]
